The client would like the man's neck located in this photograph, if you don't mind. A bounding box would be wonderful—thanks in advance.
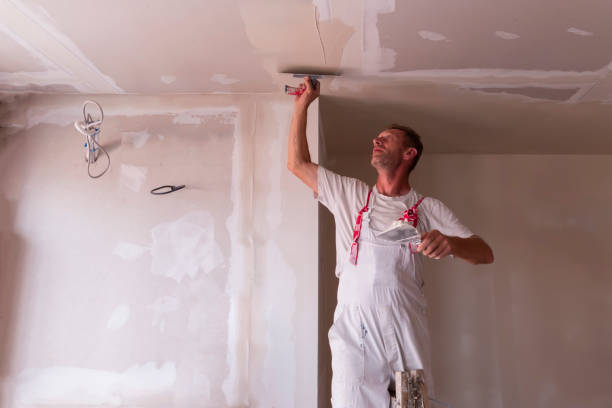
[375,170,411,197]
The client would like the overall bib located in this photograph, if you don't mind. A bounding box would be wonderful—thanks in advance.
[329,191,433,408]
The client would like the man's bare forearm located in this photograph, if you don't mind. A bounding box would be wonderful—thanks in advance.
[287,77,319,193]
[288,105,312,170]
[449,235,494,265]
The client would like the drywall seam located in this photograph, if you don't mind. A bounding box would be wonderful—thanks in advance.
[222,105,252,406]
[362,0,396,74]
[2,0,123,93]
[567,59,612,103]
[373,68,605,80]
[24,104,241,129]
[0,23,58,70]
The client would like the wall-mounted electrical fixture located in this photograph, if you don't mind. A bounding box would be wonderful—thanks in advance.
[74,100,110,178]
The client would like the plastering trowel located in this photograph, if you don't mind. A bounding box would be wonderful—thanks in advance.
[377,220,422,247]
[280,69,341,96]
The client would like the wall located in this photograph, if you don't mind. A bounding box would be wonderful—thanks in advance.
[0,94,319,407]
[317,151,612,408]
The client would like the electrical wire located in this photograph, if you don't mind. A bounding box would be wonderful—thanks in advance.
[74,100,110,179]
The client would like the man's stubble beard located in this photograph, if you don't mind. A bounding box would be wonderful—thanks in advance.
[371,152,398,171]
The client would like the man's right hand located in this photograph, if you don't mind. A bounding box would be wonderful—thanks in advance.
[294,76,320,110]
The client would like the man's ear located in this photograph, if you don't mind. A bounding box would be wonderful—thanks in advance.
[403,147,417,161]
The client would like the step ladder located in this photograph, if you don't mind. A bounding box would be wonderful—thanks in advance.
[390,370,430,408]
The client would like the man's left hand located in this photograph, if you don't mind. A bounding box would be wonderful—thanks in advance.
[417,230,454,259]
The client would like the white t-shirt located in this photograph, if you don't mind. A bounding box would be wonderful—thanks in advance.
[317,166,474,276]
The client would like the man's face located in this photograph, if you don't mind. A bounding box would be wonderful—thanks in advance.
[370,129,407,170]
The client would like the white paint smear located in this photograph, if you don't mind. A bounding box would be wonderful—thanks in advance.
[107,304,130,330]
[121,130,150,149]
[14,362,176,406]
[222,110,249,406]
[495,31,520,40]
[113,242,149,261]
[210,74,240,85]
[160,75,177,84]
[567,27,593,36]
[120,164,148,192]
[150,212,225,283]
[418,30,449,41]
[147,296,180,332]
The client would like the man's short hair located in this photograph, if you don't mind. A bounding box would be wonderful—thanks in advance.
[387,123,423,172]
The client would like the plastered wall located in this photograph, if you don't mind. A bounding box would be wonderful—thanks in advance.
[318,152,612,408]
[0,94,318,407]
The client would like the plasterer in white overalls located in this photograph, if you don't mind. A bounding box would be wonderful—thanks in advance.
[287,77,494,407]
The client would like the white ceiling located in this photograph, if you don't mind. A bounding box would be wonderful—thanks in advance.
[1,0,611,99]
[2,0,612,153]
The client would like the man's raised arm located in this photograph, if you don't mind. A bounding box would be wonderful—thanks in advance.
[287,77,320,194]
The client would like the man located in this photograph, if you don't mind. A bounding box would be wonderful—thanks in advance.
[288,77,494,407]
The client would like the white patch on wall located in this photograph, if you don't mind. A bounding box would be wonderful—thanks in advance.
[150,212,224,283]
[147,296,180,332]
[107,304,131,330]
[113,242,149,261]
[120,164,148,192]
[495,31,520,40]
[210,74,240,85]
[14,362,176,406]
[567,27,594,36]
[362,0,397,73]
[160,75,177,84]
[121,130,151,149]
[418,30,449,42]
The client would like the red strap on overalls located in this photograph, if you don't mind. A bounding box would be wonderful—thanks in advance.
[349,190,372,265]
[402,196,425,253]
[401,196,425,227]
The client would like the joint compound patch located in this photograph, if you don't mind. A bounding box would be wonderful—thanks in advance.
[417,30,449,42]
[210,74,240,85]
[150,212,225,283]
[495,31,520,40]
[113,242,150,261]
[567,27,594,36]
[171,108,238,125]
[121,130,151,149]
[120,164,148,192]
[160,75,177,84]
[107,304,131,330]
[148,296,180,332]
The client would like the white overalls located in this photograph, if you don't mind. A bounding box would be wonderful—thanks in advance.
[329,190,433,407]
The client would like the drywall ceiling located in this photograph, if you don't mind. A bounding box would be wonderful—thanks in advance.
[1,0,612,153]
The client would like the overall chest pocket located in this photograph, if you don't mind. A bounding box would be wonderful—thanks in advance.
[359,240,419,288]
